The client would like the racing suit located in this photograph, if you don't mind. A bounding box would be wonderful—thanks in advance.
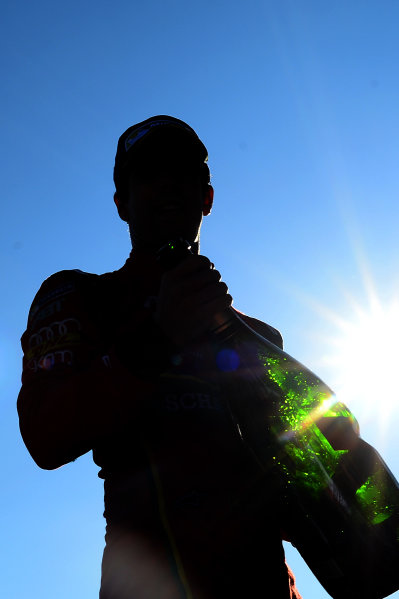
[18,250,302,599]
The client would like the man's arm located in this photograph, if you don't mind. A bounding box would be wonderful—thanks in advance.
[17,270,155,470]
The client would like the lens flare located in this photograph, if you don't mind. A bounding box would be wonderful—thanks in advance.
[323,297,399,430]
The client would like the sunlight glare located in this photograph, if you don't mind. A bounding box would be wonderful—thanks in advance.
[323,296,399,432]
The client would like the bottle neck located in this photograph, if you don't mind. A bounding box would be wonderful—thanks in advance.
[210,308,259,344]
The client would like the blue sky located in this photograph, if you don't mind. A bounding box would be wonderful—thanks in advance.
[2,1,399,597]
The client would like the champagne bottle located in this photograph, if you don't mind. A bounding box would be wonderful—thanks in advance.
[157,239,399,599]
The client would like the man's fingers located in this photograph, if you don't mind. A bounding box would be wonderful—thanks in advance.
[161,264,222,298]
[167,254,212,279]
[155,253,232,345]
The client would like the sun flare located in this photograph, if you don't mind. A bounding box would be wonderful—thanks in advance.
[321,293,399,433]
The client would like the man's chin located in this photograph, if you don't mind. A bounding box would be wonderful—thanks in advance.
[130,224,199,253]
[133,235,194,254]
[152,227,198,248]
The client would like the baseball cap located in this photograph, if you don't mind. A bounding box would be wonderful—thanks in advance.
[113,115,208,192]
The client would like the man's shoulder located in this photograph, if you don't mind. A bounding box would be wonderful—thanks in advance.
[27,269,101,327]
[234,309,283,349]
[30,268,99,303]
[38,268,98,288]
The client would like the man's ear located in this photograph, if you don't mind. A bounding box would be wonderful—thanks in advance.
[114,192,129,222]
[202,185,214,216]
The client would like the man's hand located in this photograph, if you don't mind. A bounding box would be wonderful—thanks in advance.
[154,254,232,346]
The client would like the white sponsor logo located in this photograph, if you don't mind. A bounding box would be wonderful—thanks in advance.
[29,318,81,348]
[27,349,74,373]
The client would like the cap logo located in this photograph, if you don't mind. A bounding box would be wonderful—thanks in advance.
[124,119,194,152]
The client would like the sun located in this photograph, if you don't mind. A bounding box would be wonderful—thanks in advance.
[320,291,399,436]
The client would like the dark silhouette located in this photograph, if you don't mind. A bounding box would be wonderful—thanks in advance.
[17,116,302,598]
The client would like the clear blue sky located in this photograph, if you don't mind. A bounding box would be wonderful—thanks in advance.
[2,1,399,597]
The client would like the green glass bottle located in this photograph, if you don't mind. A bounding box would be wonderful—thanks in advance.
[213,313,399,598]
[158,239,399,599]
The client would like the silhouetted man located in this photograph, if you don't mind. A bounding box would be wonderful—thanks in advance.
[18,116,301,598]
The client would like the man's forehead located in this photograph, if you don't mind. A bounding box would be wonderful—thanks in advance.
[127,143,205,182]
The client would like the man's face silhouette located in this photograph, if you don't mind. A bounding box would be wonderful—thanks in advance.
[122,134,209,251]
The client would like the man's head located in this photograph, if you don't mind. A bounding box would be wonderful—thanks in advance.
[113,116,214,252]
